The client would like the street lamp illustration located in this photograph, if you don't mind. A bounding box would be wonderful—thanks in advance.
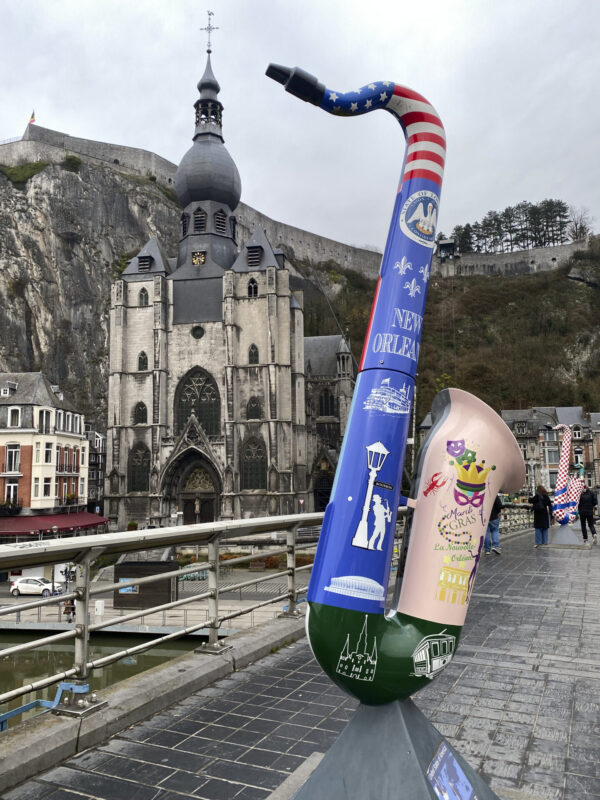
[352,441,390,549]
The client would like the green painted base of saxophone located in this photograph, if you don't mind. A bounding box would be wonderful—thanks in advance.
[307,601,462,705]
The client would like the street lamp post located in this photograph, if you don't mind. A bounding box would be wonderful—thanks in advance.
[352,441,389,549]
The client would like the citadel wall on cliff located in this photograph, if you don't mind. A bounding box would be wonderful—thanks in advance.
[2,125,582,280]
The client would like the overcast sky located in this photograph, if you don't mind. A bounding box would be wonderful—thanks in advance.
[2,0,598,251]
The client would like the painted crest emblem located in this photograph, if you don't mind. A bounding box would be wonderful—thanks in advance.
[399,190,439,248]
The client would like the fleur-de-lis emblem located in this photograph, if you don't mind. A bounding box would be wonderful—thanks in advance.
[404,278,421,298]
[394,256,412,276]
[419,263,430,284]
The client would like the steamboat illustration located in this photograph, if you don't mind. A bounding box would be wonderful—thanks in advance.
[411,631,456,680]
[363,378,411,415]
[336,614,378,682]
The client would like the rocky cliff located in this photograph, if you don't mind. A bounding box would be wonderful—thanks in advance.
[0,159,181,426]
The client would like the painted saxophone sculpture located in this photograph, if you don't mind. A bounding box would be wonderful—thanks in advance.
[552,424,585,524]
[267,65,525,704]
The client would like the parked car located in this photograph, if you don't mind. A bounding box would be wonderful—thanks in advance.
[10,577,63,598]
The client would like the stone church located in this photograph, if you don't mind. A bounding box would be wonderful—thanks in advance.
[104,54,354,530]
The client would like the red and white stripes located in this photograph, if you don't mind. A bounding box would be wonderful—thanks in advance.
[387,86,446,188]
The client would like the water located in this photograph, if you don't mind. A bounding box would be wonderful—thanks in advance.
[0,631,200,728]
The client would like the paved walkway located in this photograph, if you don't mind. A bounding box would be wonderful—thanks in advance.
[4,530,600,800]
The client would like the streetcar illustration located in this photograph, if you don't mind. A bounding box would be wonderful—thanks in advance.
[411,631,456,680]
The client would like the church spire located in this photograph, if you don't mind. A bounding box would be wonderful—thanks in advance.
[195,11,223,139]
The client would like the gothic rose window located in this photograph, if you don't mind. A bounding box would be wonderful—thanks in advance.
[175,368,220,435]
[134,402,147,424]
[128,443,150,492]
[241,438,267,490]
[249,344,259,365]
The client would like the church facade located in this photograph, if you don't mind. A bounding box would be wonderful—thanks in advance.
[104,55,354,530]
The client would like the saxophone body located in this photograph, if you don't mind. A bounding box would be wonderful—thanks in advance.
[267,65,525,705]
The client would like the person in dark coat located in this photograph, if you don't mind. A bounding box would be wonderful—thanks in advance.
[578,488,598,544]
[529,484,553,547]
[484,494,503,555]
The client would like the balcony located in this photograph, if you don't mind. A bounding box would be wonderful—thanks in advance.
[0,502,22,517]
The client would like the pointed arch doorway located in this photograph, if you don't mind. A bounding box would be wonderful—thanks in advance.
[164,451,221,524]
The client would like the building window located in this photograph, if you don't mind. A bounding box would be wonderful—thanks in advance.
[138,351,148,371]
[319,389,336,417]
[43,477,51,498]
[38,409,51,434]
[214,209,227,235]
[6,479,18,504]
[175,368,220,436]
[81,447,86,466]
[89,470,97,481]
[33,477,40,498]
[247,396,262,420]
[544,429,557,441]
[191,325,205,340]
[241,438,267,490]
[181,213,189,237]
[80,478,85,497]
[230,217,237,242]
[65,448,71,472]
[128,443,151,492]
[74,415,81,434]
[138,288,149,307]
[6,444,20,473]
[546,449,559,463]
[247,246,263,268]
[193,208,207,233]
[248,278,258,298]
[573,427,582,439]
[134,402,148,424]
[56,410,63,430]
[249,344,259,365]
[516,422,526,435]
[574,448,584,466]
[8,407,20,427]
[35,441,41,464]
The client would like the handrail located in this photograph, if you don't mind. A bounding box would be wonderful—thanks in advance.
[0,513,323,711]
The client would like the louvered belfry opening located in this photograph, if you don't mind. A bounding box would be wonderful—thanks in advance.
[214,210,227,234]
[138,256,152,272]
[247,246,263,268]
[193,208,207,233]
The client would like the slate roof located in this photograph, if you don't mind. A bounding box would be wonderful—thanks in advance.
[304,335,348,376]
[122,236,171,281]
[0,372,78,411]
[231,227,280,273]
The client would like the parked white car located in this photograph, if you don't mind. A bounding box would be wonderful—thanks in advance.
[10,577,63,598]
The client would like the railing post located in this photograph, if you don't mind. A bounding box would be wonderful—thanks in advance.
[279,524,299,617]
[207,537,219,646]
[74,552,93,680]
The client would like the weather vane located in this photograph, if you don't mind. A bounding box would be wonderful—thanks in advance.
[200,10,218,53]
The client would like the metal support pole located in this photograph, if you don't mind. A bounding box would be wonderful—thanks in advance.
[73,552,93,680]
[279,525,300,618]
[207,538,219,646]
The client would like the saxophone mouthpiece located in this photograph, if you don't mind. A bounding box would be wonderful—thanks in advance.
[266,63,325,105]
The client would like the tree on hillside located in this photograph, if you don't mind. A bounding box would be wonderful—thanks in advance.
[568,206,593,242]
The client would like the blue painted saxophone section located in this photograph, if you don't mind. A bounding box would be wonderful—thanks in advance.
[306,82,443,615]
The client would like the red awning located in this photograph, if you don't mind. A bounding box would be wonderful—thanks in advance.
[0,512,108,536]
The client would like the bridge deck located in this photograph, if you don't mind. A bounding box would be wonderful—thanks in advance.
[4,529,600,800]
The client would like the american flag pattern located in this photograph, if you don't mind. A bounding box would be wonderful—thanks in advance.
[320,81,445,189]
[552,424,585,524]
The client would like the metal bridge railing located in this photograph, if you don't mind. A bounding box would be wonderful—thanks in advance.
[0,513,324,709]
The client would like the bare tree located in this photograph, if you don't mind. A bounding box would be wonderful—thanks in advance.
[568,206,593,242]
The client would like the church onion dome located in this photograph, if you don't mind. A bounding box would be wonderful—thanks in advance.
[175,54,241,211]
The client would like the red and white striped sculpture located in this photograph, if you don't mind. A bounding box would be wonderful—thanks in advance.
[552,424,585,524]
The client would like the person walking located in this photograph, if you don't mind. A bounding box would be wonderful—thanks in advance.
[529,484,553,547]
[484,494,503,555]
[578,487,598,544]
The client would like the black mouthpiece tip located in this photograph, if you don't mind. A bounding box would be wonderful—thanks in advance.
[266,63,291,85]
[265,63,325,106]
